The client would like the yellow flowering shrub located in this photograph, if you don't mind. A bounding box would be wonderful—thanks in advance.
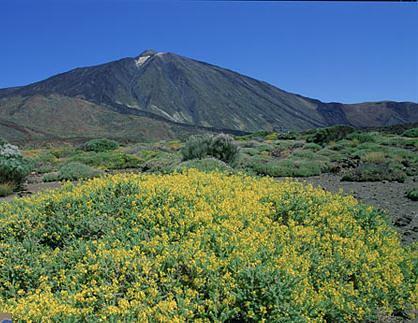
[0,170,416,321]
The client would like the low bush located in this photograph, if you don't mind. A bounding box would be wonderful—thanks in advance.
[0,142,22,158]
[55,162,102,181]
[303,143,322,151]
[50,145,79,159]
[405,187,418,201]
[342,163,406,182]
[174,157,233,173]
[361,151,386,164]
[181,135,212,160]
[238,140,261,149]
[354,142,383,152]
[69,151,143,170]
[141,153,180,174]
[209,134,240,164]
[247,157,325,177]
[291,150,321,160]
[181,134,239,164]
[276,132,298,140]
[166,140,182,151]
[317,148,345,162]
[235,131,270,141]
[0,158,31,185]
[347,131,378,143]
[306,125,355,145]
[0,141,31,186]
[0,171,415,321]
[328,139,356,152]
[30,151,59,174]
[253,143,274,153]
[240,147,259,156]
[0,182,14,197]
[82,138,119,152]
[264,132,278,140]
[402,127,418,138]
[379,136,418,149]
[136,149,159,160]
[42,172,60,183]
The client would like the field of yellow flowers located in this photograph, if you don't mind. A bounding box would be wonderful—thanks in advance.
[0,170,416,321]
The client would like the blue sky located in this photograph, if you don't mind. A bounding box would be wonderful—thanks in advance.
[0,0,417,103]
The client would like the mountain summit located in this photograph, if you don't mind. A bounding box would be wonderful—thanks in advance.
[0,50,417,143]
[135,49,159,66]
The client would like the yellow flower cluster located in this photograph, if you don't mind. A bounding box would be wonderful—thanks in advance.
[0,170,416,321]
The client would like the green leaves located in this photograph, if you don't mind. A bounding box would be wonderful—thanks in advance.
[181,134,240,165]
[82,138,119,152]
[0,140,31,186]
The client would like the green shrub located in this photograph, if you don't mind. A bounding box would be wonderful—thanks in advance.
[276,132,298,140]
[174,157,233,173]
[291,150,317,160]
[0,158,31,185]
[69,151,143,170]
[303,143,322,151]
[238,140,264,149]
[0,171,416,321]
[317,148,345,162]
[361,151,386,164]
[0,182,15,197]
[402,128,418,138]
[328,139,356,152]
[136,149,160,160]
[405,187,418,201]
[254,143,274,153]
[342,163,406,182]
[209,134,240,164]
[82,138,119,152]
[235,131,270,141]
[347,132,378,143]
[379,136,418,149]
[247,158,324,177]
[49,146,79,158]
[141,153,180,174]
[307,125,355,144]
[56,162,102,181]
[351,143,384,159]
[264,132,278,140]
[276,140,305,150]
[30,151,59,174]
[240,147,259,156]
[181,134,239,164]
[181,135,212,160]
[0,141,31,186]
[42,172,60,183]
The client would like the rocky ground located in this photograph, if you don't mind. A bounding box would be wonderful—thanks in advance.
[2,173,417,244]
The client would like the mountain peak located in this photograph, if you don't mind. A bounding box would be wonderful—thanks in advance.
[135,49,163,67]
[138,49,158,57]
[0,50,416,144]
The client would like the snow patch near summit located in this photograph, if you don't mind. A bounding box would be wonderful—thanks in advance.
[135,55,151,67]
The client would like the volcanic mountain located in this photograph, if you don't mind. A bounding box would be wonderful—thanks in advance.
[0,49,417,143]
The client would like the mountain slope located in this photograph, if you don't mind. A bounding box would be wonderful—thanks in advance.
[0,94,233,144]
[0,49,417,143]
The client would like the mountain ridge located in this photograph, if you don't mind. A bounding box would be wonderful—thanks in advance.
[0,49,417,143]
